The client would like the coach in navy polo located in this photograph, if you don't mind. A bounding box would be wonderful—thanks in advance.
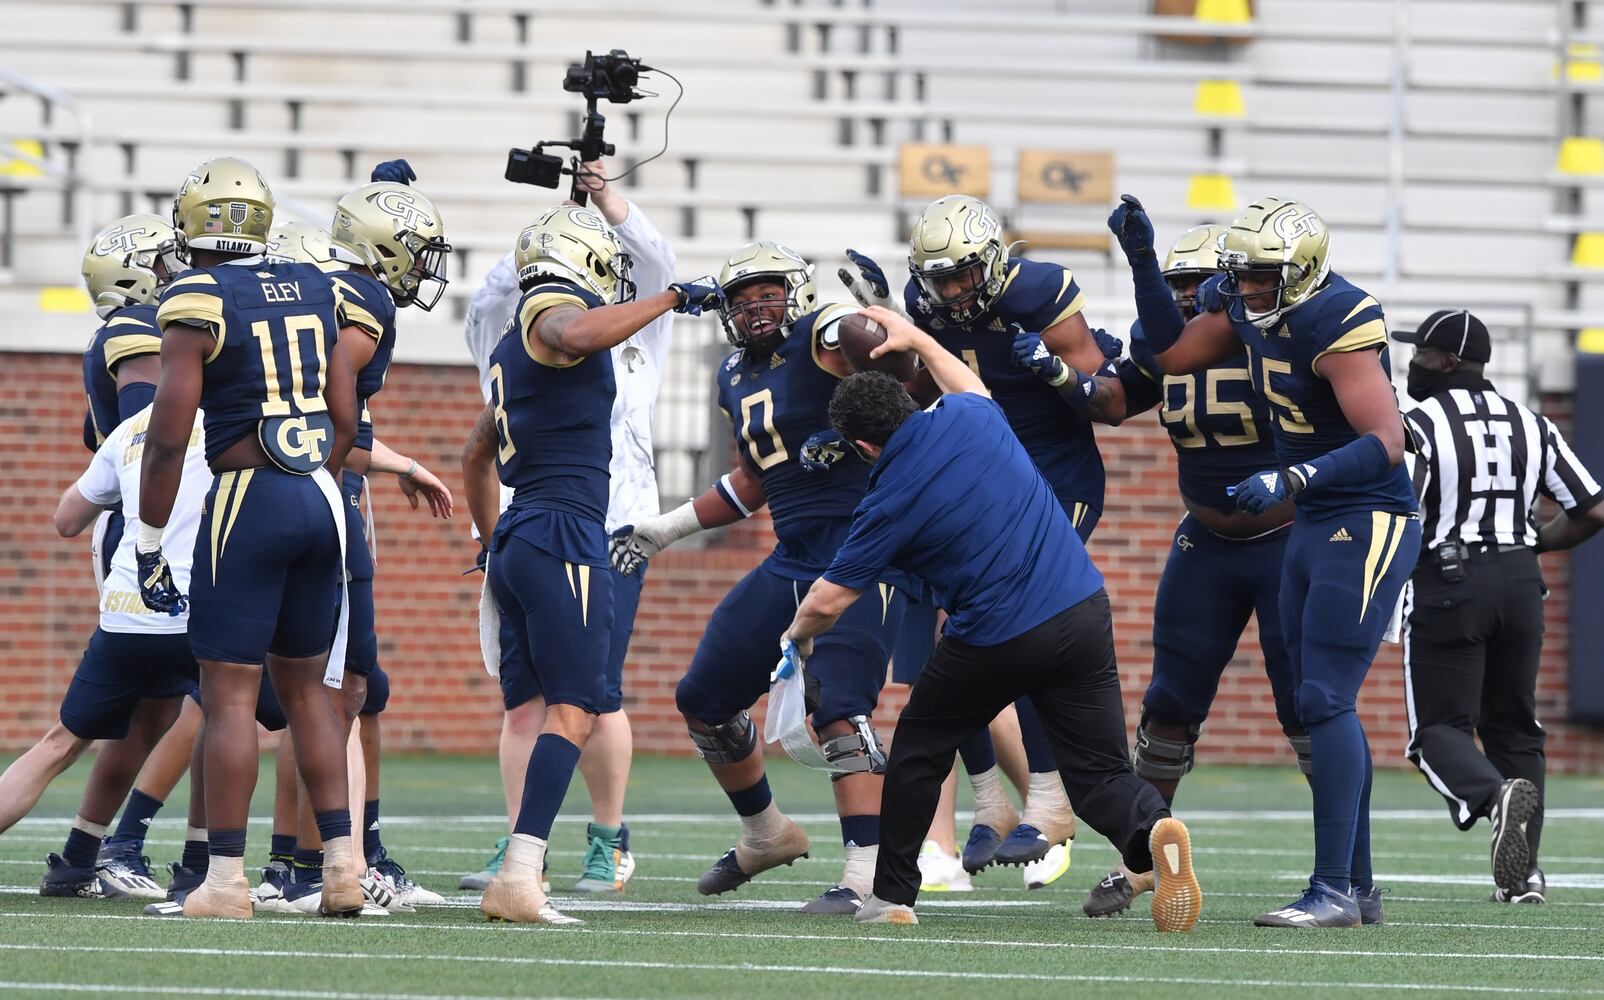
[783,306,1201,931]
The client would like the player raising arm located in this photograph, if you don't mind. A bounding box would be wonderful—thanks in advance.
[462,205,719,924]
[1139,197,1418,928]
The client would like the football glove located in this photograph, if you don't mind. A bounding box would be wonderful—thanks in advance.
[837,249,899,312]
[1228,468,1305,514]
[799,429,852,473]
[370,159,416,185]
[1195,272,1229,315]
[670,276,724,316]
[1108,193,1156,262]
[1010,325,1069,386]
[609,502,703,576]
[1091,326,1125,376]
[136,547,187,617]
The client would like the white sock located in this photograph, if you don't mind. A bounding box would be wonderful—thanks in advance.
[841,844,877,896]
[203,855,244,888]
[1026,771,1069,813]
[739,802,788,842]
[185,826,208,843]
[72,816,108,838]
[503,833,548,885]
[968,767,1010,825]
[323,835,354,869]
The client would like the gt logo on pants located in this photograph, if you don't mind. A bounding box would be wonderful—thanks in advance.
[260,413,334,474]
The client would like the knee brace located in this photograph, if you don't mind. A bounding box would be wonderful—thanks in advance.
[1132,712,1199,781]
[1288,732,1313,776]
[821,715,886,781]
[687,711,756,764]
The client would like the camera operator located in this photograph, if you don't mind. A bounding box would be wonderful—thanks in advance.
[1396,310,1604,905]
[459,159,678,895]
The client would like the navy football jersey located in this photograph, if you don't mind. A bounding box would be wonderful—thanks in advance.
[487,280,615,523]
[715,303,868,578]
[1223,272,1416,518]
[903,258,1104,510]
[1117,320,1279,509]
[156,259,342,465]
[83,304,161,451]
[331,270,397,451]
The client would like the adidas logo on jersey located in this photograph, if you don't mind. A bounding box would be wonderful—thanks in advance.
[1329,527,1354,542]
[989,318,1007,332]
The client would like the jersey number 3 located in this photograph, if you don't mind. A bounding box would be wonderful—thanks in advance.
[487,363,516,462]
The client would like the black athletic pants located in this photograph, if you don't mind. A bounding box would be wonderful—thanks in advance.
[1404,546,1547,860]
[874,590,1170,906]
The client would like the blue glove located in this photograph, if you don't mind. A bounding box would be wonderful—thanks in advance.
[1091,327,1124,376]
[1228,468,1302,514]
[1195,272,1229,314]
[1108,193,1156,262]
[670,276,724,316]
[370,159,416,185]
[136,547,187,617]
[772,637,804,685]
[1010,324,1069,386]
[800,429,851,473]
[837,248,892,310]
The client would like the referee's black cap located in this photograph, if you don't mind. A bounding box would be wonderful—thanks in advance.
[1393,309,1491,363]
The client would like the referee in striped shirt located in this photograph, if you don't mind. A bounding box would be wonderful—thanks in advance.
[1396,310,1604,905]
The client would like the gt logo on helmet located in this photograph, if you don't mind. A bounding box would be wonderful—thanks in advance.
[1274,211,1321,241]
[94,226,148,257]
[374,189,435,233]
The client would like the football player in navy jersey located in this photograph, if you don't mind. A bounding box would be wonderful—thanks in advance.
[257,204,453,915]
[462,205,719,924]
[609,241,909,914]
[1052,205,1308,918]
[842,196,1118,885]
[139,156,362,919]
[1144,196,1420,928]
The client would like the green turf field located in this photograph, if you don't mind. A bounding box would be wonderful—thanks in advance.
[0,753,1600,999]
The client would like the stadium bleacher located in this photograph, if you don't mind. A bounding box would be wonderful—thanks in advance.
[1,0,1600,494]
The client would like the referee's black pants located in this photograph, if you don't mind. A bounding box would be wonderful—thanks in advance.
[874,590,1170,906]
[1404,547,1547,859]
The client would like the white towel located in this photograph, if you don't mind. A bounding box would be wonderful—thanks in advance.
[312,467,349,689]
[478,552,501,679]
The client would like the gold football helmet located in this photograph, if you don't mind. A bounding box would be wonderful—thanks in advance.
[513,205,634,305]
[169,157,274,261]
[1219,197,1331,330]
[1162,224,1227,318]
[330,183,451,311]
[907,195,1008,322]
[716,241,818,348]
[81,213,178,317]
[266,220,341,272]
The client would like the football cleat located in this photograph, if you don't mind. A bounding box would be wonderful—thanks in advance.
[1024,840,1071,890]
[1149,818,1201,932]
[918,841,972,892]
[854,894,917,925]
[181,876,253,919]
[1254,880,1360,929]
[39,853,105,899]
[165,862,205,903]
[94,847,165,900]
[251,859,294,913]
[361,870,404,913]
[370,849,445,907]
[960,823,1006,873]
[1355,884,1387,925]
[1082,866,1154,918]
[1490,778,1540,894]
[697,817,810,896]
[1490,869,1546,904]
[459,836,509,891]
[992,824,1052,867]
[573,823,634,894]
[801,885,863,915]
[142,900,185,918]
[284,876,388,918]
[481,873,583,926]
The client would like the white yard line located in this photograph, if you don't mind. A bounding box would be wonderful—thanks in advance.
[0,944,1600,995]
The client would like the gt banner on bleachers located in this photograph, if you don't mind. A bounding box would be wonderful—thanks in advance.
[1016,150,1115,205]
[898,144,989,199]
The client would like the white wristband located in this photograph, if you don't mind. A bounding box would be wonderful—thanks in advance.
[657,500,705,545]
[136,521,164,554]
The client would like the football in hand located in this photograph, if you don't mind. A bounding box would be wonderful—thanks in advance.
[835,313,917,381]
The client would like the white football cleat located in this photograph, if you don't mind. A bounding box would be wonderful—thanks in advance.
[917,841,972,892]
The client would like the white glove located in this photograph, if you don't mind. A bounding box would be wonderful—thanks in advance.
[609,501,703,576]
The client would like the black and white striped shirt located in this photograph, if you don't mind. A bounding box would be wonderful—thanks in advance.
[1405,388,1603,550]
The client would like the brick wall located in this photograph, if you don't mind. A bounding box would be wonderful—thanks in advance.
[5,353,1601,772]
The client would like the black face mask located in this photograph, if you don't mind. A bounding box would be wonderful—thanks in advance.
[1407,361,1493,402]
